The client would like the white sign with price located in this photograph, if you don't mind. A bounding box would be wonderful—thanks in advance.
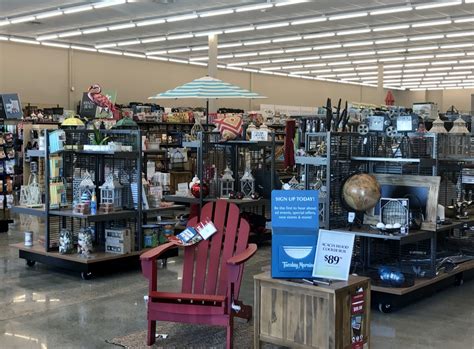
[251,129,269,141]
[312,229,355,281]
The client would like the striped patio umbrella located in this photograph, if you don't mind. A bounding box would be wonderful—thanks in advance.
[149,76,267,100]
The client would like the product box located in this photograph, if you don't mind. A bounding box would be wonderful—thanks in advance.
[271,190,319,278]
[105,228,131,254]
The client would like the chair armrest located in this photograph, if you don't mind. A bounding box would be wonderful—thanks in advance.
[227,244,257,266]
[140,242,175,262]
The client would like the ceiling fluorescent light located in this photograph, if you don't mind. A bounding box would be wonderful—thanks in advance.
[379,57,406,62]
[282,64,303,69]
[191,45,209,51]
[408,45,439,52]
[337,28,371,36]
[273,72,289,77]
[343,41,374,47]
[10,16,35,24]
[235,52,258,58]
[83,27,108,34]
[370,6,412,15]
[356,65,378,70]
[303,32,335,39]
[415,1,462,10]
[348,51,376,57]
[262,66,282,70]
[353,59,377,64]
[98,49,122,55]
[228,62,249,66]
[291,17,327,25]
[333,67,354,72]
[109,23,135,30]
[450,71,471,75]
[117,40,140,46]
[412,19,452,28]
[224,26,255,34]
[167,33,193,40]
[285,47,312,53]
[146,50,167,56]
[227,66,243,71]
[292,70,310,74]
[256,22,289,30]
[0,20,10,27]
[71,45,97,52]
[243,68,259,73]
[273,36,302,43]
[314,44,341,50]
[410,34,444,41]
[375,37,407,44]
[404,68,426,73]
[296,55,320,61]
[166,14,198,22]
[373,24,410,32]
[454,17,474,23]
[217,54,234,59]
[321,53,347,59]
[10,38,40,45]
[218,42,241,48]
[428,67,452,71]
[425,72,448,76]
[436,52,465,58]
[189,61,207,67]
[327,61,351,66]
[407,54,434,60]
[58,31,82,38]
[189,56,208,61]
[142,37,166,44]
[168,47,190,53]
[94,0,127,9]
[329,12,367,21]
[235,3,274,12]
[304,63,326,68]
[0,35,8,41]
[168,58,189,64]
[248,60,271,65]
[36,10,63,19]
[440,43,474,49]
[447,31,474,38]
[194,30,223,37]
[64,5,93,14]
[95,43,117,48]
[244,39,271,46]
[124,52,146,59]
[260,49,284,55]
[136,18,166,27]
[385,64,404,68]
[199,9,234,17]
[42,42,70,49]
[147,56,168,61]
[405,62,430,67]
[36,34,58,41]
[273,58,295,63]
[454,65,474,69]
[384,70,403,74]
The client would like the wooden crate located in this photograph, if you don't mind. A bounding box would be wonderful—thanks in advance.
[169,171,192,194]
[254,271,371,349]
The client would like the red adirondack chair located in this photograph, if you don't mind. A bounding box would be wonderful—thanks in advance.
[140,200,257,348]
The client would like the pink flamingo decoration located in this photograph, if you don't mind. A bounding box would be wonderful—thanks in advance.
[87,84,117,115]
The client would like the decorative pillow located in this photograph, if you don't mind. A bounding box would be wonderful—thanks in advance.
[214,115,243,141]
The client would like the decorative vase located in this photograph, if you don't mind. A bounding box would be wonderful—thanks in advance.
[191,182,209,198]
[59,228,74,254]
[78,228,93,257]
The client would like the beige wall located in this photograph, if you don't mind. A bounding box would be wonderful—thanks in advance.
[1,41,472,113]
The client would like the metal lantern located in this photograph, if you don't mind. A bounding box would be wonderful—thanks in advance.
[79,170,95,203]
[450,116,469,134]
[99,173,123,209]
[240,168,255,197]
[220,166,235,198]
[429,117,447,133]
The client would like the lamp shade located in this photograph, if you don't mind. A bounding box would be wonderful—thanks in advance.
[61,116,85,127]
[113,117,138,129]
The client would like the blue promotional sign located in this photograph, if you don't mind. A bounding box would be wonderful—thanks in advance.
[271,190,319,278]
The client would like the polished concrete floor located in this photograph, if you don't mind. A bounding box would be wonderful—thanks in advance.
[1,226,473,349]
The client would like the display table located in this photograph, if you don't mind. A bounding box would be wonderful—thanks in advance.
[254,271,371,349]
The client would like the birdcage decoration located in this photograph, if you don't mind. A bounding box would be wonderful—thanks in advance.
[19,173,42,207]
[240,168,255,197]
[220,166,235,198]
[380,198,410,234]
[79,170,95,203]
[429,117,447,133]
[99,173,123,209]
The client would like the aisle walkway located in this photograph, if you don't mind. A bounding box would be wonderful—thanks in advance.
[0,225,473,349]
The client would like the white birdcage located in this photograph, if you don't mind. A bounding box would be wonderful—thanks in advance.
[99,173,123,209]
[240,168,255,197]
[220,166,235,198]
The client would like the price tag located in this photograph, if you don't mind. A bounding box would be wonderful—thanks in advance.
[312,229,355,281]
[251,130,269,141]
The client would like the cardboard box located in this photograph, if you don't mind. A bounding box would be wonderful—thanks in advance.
[271,190,319,278]
[105,228,131,254]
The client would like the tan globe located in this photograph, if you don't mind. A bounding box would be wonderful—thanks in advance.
[342,173,381,212]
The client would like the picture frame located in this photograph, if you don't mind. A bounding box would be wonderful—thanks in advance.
[363,174,441,231]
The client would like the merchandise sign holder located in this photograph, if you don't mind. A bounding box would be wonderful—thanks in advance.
[312,229,355,281]
[271,190,319,278]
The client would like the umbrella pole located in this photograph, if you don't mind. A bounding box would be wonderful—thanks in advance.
[206,99,209,124]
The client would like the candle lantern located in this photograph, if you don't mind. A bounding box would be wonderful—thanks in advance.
[220,166,235,198]
[79,170,95,203]
[99,173,123,209]
[240,168,255,197]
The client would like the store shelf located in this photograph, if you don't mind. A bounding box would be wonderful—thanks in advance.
[295,156,327,166]
[143,149,166,154]
[11,206,46,217]
[144,204,186,214]
[27,149,46,157]
[163,195,200,204]
[341,227,434,245]
[58,150,138,158]
[371,259,474,295]
[49,209,136,222]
